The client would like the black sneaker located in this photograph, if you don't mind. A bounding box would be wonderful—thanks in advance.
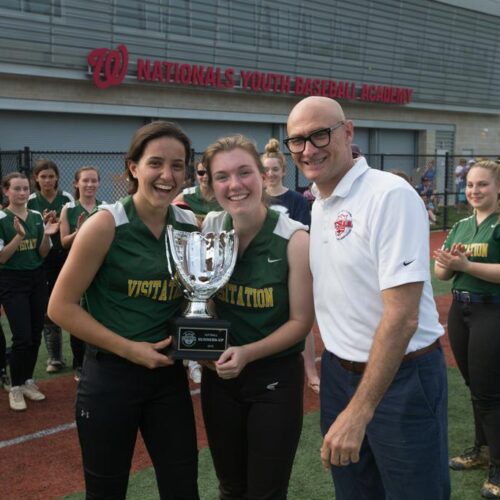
[449,445,489,470]
[481,465,500,498]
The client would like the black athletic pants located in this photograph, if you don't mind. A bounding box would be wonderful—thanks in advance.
[76,347,199,500]
[0,318,7,372]
[201,353,304,500]
[0,268,47,386]
[43,247,67,324]
[448,299,500,466]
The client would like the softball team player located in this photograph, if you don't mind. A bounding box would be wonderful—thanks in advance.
[261,137,321,394]
[200,135,314,499]
[59,166,102,381]
[28,159,74,373]
[0,173,58,411]
[434,160,500,498]
[175,161,221,223]
[48,122,200,499]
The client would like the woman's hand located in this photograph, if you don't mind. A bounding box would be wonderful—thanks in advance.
[433,244,470,273]
[44,220,60,236]
[76,212,87,231]
[42,209,57,224]
[124,337,175,369]
[13,217,26,238]
[215,346,250,379]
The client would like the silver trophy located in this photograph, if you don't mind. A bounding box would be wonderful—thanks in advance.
[166,226,238,360]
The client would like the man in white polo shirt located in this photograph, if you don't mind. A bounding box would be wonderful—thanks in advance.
[286,96,450,500]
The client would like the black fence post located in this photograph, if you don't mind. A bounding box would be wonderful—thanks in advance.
[443,152,449,230]
[380,154,384,171]
[21,146,31,176]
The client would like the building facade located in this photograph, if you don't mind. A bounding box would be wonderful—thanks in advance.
[1,0,500,193]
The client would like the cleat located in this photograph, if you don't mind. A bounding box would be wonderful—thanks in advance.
[450,445,489,471]
[481,465,500,498]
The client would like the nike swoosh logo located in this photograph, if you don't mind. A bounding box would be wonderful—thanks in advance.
[268,257,282,263]
[266,382,279,391]
[403,260,415,266]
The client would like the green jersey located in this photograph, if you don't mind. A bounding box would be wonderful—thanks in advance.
[183,186,221,218]
[202,208,308,358]
[64,200,103,233]
[444,212,500,294]
[84,196,198,343]
[0,209,45,271]
[28,190,74,250]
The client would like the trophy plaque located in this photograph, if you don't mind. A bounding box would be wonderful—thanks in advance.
[166,226,238,360]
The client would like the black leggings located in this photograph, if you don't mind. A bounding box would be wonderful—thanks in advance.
[43,247,67,325]
[0,268,47,386]
[448,300,500,465]
[76,348,199,500]
[201,353,304,500]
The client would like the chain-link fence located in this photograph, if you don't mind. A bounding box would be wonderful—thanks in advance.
[1,148,499,229]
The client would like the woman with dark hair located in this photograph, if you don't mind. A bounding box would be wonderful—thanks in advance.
[200,134,314,499]
[48,121,200,499]
[262,137,321,394]
[28,159,74,373]
[0,173,58,411]
[59,166,102,381]
[434,160,500,498]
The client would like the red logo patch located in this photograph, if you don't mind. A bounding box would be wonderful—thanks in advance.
[87,44,129,89]
[334,210,353,240]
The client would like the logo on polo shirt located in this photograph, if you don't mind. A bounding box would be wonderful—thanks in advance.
[334,210,353,240]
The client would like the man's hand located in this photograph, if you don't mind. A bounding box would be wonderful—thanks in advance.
[320,406,371,469]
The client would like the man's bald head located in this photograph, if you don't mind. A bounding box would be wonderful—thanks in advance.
[288,97,345,129]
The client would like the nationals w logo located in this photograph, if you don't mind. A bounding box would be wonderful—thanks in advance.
[87,44,129,89]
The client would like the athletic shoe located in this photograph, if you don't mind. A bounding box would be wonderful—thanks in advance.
[21,379,46,401]
[188,361,202,384]
[46,358,64,373]
[481,465,500,498]
[450,445,489,470]
[9,386,27,411]
[0,371,11,392]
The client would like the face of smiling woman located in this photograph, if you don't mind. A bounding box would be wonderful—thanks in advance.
[128,136,186,210]
[210,148,265,217]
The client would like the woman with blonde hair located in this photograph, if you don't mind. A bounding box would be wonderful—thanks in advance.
[59,166,102,381]
[201,134,314,499]
[262,137,321,393]
[434,160,500,498]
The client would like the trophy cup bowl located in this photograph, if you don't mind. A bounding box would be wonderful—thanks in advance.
[166,226,238,360]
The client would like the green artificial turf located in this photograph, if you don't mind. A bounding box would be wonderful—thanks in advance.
[61,368,482,500]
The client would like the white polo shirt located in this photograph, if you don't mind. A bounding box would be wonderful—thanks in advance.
[310,158,443,362]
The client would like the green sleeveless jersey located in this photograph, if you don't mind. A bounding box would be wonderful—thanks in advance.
[84,196,198,342]
[0,209,45,271]
[183,185,221,217]
[28,191,74,250]
[64,200,103,232]
[444,212,500,294]
[202,208,308,358]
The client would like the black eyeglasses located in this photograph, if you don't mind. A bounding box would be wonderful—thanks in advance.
[196,170,207,176]
[283,121,345,154]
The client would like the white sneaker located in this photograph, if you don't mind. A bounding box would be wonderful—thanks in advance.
[188,361,202,384]
[9,386,27,411]
[22,379,46,401]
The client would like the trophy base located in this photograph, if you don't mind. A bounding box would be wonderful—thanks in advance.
[168,317,229,361]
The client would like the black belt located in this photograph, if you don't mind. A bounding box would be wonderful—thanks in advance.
[452,290,500,304]
[332,339,441,374]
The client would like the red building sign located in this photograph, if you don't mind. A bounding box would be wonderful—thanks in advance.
[87,44,413,104]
